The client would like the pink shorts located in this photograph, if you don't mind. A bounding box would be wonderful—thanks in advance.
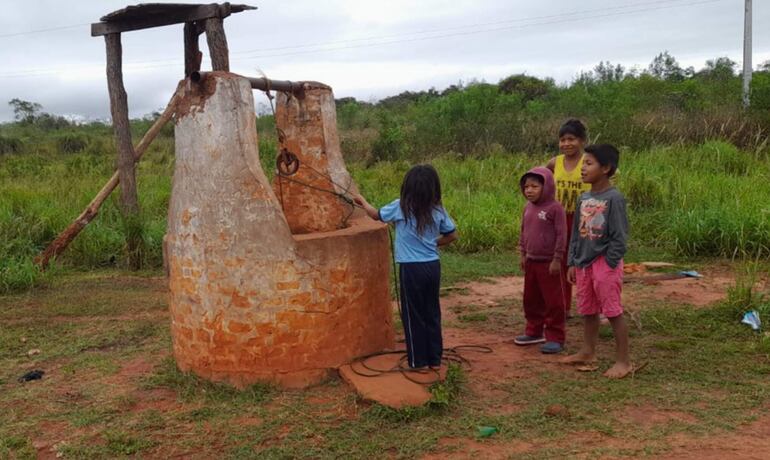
[576,255,624,318]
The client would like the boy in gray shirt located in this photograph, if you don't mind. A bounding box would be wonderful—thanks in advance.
[561,144,633,379]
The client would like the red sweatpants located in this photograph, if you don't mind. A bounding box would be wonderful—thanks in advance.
[523,259,566,344]
[561,212,575,312]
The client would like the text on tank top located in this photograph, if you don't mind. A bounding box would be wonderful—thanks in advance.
[554,154,591,214]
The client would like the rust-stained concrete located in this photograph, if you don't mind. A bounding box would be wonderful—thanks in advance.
[272,85,363,233]
[165,73,394,388]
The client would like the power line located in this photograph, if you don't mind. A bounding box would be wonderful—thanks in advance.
[0,23,89,38]
[128,0,720,65]
[230,0,727,61]
[0,0,729,79]
[229,0,718,57]
[0,0,706,43]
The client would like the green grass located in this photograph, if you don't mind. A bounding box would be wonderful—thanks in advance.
[142,357,274,404]
[441,250,520,285]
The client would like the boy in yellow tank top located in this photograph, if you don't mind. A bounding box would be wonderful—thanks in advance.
[546,119,590,314]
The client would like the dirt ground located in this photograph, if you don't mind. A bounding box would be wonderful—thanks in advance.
[425,267,770,459]
[3,265,769,459]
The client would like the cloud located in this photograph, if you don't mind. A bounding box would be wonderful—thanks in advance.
[0,0,768,121]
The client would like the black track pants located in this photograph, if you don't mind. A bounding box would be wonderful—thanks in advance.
[399,260,442,368]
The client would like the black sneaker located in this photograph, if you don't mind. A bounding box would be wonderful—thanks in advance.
[540,341,564,354]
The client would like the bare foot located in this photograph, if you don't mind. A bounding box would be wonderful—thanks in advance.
[603,362,633,379]
[559,353,596,365]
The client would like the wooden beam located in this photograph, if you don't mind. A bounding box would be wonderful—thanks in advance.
[35,91,180,269]
[92,4,224,37]
[184,21,203,76]
[105,32,142,270]
[205,17,230,71]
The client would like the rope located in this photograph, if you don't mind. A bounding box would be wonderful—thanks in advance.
[389,228,401,317]
[259,71,360,227]
[348,345,493,385]
[259,70,287,209]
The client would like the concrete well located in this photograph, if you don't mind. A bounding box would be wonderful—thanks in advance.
[164,72,394,388]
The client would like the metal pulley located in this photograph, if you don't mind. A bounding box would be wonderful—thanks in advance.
[276,148,300,176]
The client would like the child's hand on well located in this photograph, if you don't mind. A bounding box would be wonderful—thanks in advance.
[549,259,560,275]
[567,266,576,284]
[353,194,381,221]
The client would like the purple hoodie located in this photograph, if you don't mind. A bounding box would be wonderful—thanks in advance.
[518,167,567,262]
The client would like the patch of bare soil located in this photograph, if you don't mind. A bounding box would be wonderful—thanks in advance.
[422,437,534,460]
[31,420,73,460]
[661,413,770,460]
[444,267,736,315]
[443,276,525,311]
[130,388,179,412]
[624,274,735,308]
[618,404,698,428]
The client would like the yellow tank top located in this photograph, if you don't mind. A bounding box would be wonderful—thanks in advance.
[554,154,591,214]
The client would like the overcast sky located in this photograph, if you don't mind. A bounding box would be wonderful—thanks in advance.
[0,0,768,122]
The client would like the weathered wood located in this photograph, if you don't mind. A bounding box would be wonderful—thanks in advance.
[105,32,142,269]
[91,3,255,36]
[35,91,180,269]
[205,17,230,71]
[184,21,203,76]
[191,70,316,94]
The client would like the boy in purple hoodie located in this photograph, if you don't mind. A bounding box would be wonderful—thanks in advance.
[514,167,568,354]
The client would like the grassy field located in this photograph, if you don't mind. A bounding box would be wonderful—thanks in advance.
[3,54,770,457]
[0,257,768,459]
[2,134,770,456]
[1,138,769,293]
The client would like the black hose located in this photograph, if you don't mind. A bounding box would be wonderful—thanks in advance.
[347,345,493,385]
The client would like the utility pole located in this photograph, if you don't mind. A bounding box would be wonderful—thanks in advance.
[743,0,752,108]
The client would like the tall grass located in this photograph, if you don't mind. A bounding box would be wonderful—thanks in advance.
[3,52,770,293]
[2,136,769,294]
[354,140,770,256]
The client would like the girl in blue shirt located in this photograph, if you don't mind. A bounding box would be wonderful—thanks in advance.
[354,164,458,369]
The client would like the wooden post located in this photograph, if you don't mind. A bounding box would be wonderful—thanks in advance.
[35,91,180,269]
[105,32,142,270]
[184,21,202,76]
[204,17,229,71]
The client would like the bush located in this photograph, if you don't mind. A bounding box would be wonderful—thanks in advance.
[0,257,42,294]
[55,132,90,154]
[498,74,553,102]
[0,136,23,155]
[750,72,770,111]
[372,113,410,162]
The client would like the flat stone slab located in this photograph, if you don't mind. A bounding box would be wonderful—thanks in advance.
[339,352,447,409]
